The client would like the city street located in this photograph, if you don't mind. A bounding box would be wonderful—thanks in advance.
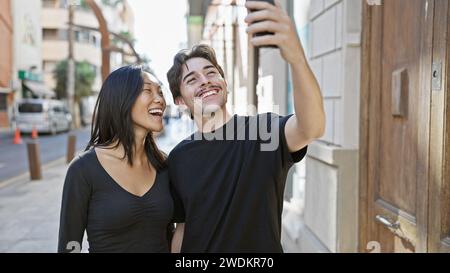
[0,127,91,183]
[0,117,193,252]
[1,0,448,254]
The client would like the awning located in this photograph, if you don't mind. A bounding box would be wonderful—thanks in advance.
[0,87,12,94]
[23,80,56,98]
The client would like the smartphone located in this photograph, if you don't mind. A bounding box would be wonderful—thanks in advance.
[246,0,277,48]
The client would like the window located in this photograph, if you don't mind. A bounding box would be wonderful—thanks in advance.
[58,0,71,8]
[58,29,68,40]
[43,28,58,40]
[43,29,70,41]
[18,103,43,113]
[81,30,91,43]
[0,94,7,111]
[74,30,91,44]
[42,0,57,8]
[74,30,80,42]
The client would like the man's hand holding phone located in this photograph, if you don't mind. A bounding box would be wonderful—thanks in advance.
[245,0,306,65]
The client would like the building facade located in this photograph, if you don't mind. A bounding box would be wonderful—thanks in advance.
[282,0,361,253]
[41,0,136,94]
[0,0,136,131]
[11,0,54,116]
[0,0,13,128]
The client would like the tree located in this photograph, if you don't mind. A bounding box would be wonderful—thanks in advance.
[112,30,136,47]
[53,60,96,102]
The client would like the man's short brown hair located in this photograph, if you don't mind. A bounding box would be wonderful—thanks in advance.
[167,44,225,101]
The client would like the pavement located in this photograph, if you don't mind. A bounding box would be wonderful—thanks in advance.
[0,157,69,252]
[0,117,193,253]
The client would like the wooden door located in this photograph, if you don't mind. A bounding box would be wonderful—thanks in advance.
[428,0,450,253]
[361,0,434,252]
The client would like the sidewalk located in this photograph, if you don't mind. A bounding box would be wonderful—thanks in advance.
[0,118,192,253]
[0,157,69,253]
[0,131,183,253]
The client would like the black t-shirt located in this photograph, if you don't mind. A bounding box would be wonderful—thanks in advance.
[168,113,307,253]
[58,148,175,253]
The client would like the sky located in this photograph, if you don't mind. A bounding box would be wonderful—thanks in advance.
[127,0,189,103]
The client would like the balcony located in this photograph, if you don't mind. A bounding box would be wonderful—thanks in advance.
[41,7,98,29]
[42,40,101,66]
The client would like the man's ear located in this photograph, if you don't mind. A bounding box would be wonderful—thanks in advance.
[224,80,229,95]
[175,96,186,106]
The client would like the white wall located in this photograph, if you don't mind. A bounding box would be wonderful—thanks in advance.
[308,0,361,148]
[282,0,361,253]
[12,0,43,78]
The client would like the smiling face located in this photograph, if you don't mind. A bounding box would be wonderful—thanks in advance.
[177,57,228,116]
[131,72,166,133]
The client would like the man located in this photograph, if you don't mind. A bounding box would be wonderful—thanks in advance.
[167,0,325,253]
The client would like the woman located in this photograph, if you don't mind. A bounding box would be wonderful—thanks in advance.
[58,65,179,253]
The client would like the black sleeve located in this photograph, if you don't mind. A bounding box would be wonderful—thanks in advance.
[170,182,186,223]
[168,154,186,223]
[275,114,308,168]
[57,158,91,253]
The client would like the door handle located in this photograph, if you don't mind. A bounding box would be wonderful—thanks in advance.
[391,68,408,117]
[375,215,400,230]
[375,215,414,246]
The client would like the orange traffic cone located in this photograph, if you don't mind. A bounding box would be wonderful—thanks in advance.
[13,128,22,144]
[31,126,38,139]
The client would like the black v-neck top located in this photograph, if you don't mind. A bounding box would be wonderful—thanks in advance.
[58,149,175,253]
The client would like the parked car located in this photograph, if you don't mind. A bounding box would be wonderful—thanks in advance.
[15,99,72,135]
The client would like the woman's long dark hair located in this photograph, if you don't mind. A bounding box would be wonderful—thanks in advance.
[86,65,167,171]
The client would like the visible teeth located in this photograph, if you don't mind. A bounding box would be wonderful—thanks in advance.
[200,90,218,99]
[148,109,163,114]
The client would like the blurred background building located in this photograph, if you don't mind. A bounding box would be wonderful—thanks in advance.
[12,0,56,102]
[41,0,136,93]
[0,0,13,129]
[0,0,137,131]
[41,0,136,126]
